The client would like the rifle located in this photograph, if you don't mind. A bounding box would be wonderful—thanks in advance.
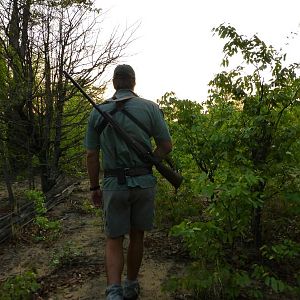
[63,71,183,190]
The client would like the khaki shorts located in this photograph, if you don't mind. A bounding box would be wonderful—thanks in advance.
[103,187,156,238]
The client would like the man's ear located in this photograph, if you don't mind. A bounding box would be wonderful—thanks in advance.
[130,78,136,89]
[112,78,117,89]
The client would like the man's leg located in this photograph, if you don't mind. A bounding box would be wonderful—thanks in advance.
[123,229,144,299]
[127,187,155,280]
[103,189,131,299]
[124,187,155,299]
[127,228,144,280]
[105,236,124,285]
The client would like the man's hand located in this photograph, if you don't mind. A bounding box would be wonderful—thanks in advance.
[91,189,102,208]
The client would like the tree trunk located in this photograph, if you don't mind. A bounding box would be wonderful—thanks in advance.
[51,12,65,181]
[251,178,266,249]
[252,207,262,248]
[2,158,15,208]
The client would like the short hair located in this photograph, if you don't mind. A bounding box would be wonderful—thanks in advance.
[113,64,136,90]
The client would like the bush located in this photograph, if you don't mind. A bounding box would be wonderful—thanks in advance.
[0,271,40,300]
[159,24,300,299]
[25,189,61,241]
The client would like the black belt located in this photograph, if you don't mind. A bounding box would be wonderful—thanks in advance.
[104,167,152,185]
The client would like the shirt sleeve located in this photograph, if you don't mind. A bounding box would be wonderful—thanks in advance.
[150,104,172,142]
[84,108,101,150]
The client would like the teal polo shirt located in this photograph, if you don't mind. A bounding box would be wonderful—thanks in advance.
[84,89,171,191]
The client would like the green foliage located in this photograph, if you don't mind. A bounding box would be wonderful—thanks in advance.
[171,221,224,261]
[165,263,264,299]
[0,0,114,194]
[159,24,300,299]
[25,190,61,241]
[168,222,299,299]
[59,94,90,176]
[0,271,40,300]
[261,239,300,262]
[80,199,102,217]
[0,47,8,109]
[50,241,83,268]
[155,173,203,226]
[25,190,46,214]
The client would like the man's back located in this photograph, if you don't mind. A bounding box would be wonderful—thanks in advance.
[85,88,171,190]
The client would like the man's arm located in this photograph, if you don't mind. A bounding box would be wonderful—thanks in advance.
[86,149,100,187]
[86,149,102,207]
[153,140,172,161]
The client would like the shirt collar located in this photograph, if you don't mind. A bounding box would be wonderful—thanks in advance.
[109,89,138,102]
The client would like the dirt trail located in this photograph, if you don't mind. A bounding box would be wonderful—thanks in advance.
[0,180,186,300]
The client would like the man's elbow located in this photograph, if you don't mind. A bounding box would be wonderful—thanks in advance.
[158,140,173,155]
[86,149,99,160]
[165,141,172,154]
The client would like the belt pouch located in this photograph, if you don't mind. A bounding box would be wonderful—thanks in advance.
[117,169,126,185]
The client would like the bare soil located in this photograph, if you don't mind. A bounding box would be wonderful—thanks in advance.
[0,179,188,300]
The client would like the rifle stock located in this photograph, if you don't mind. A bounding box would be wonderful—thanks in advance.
[63,71,183,189]
[154,160,183,189]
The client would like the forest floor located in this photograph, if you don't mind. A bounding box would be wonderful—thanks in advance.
[0,179,190,300]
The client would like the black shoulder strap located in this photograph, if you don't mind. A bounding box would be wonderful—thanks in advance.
[96,96,151,138]
[115,100,151,137]
[120,109,151,137]
[95,97,134,136]
[96,107,118,135]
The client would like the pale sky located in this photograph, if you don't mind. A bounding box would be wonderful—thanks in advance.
[96,0,300,102]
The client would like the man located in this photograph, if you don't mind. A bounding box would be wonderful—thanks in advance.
[84,64,172,300]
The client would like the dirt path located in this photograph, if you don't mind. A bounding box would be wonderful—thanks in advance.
[0,180,186,300]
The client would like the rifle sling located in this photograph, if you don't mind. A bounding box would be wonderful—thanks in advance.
[96,98,151,137]
[97,98,176,170]
[96,98,153,184]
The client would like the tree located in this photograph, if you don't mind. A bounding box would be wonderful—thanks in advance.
[0,0,136,192]
[161,24,300,299]
[209,24,300,248]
